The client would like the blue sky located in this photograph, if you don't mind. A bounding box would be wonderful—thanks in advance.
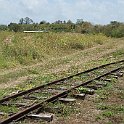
[0,0,124,25]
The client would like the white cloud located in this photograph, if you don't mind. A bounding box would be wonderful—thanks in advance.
[0,0,124,24]
[20,0,48,10]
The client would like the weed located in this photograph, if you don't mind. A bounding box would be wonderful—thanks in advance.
[95,115,103,121]
[27,69,39,75]
[102,111,113,118]
[112,49,124,58]
[97,104,108,110]
[0,105,18,113]
[47,102,78,117]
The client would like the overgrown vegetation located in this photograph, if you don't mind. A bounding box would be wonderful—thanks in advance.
[0,32,108,69]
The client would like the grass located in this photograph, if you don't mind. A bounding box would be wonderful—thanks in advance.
[0,73,59,99]
[95,76,124,124]
[112,49,124,58]
[45,101,78,117]
[0,31,108,69]
[0,31,124,123]
[0,48,123,97]
[0,33,123,87]
[0,69,29,84]
[0,105,18,114]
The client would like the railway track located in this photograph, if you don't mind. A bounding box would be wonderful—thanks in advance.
[0,60,124,124]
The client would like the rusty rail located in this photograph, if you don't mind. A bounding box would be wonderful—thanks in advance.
[0,60,124,104]
[0,66,123,124]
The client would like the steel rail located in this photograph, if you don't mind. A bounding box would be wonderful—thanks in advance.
[0,60,124,104]
[0,66,123,124]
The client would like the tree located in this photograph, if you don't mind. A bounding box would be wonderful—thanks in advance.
[19,17,33,24]
[19,18,24,24]
[24,17,33,24]
[67,20,73,24]
[81,22,93,34]
[110,21,119,25]
[54,20,63,24]
[76,19,84,24]
[0,25,8,31]
[8,23,20,32]
[93,25,103,33]
[63,20,66,24]
[40,20,47,24]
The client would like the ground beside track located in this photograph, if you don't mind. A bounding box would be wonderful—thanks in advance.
[0,36,124,124]
[50,75,124,124]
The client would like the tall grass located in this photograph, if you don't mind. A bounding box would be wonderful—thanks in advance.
[0,31,108,68]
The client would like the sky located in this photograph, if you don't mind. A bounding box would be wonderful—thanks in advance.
[0,0,124,25]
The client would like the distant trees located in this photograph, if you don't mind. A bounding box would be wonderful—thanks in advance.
[1,17,124,38]
[8,23,20,32]
[67,20,73,24]
[19,18,24,24]
[99,21,124,38]
[76,19,84,24]
[0,25,8,31]
[81,22,93,33]
[39,20,47,24]
[54,20,63,24]
[19,17,33,24]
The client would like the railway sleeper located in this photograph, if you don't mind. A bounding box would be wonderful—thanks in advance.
[42,106,64,113]
[111,72,123,77]
[78,87,95,95]
[0,62,123,124]
[84,89,95,95]
[59,86,68,90]
[101,78,112,82]
[59,98,76,103]
[27,113,54,122]
[73,93,86,99]
[95,82,107,87]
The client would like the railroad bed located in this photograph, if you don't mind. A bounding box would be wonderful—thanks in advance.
[0,60,124,124]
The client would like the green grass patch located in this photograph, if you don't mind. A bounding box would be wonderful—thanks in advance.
[0,105,18,113]
[95,75,124,124]
[112,49,124,58]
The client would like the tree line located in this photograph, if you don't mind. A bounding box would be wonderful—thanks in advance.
[0,17,124,38]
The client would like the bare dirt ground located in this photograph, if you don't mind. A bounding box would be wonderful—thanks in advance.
[0,39,124,89]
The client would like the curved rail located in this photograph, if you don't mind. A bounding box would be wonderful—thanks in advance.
[0,65,124,124]
[0,59,124,103]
